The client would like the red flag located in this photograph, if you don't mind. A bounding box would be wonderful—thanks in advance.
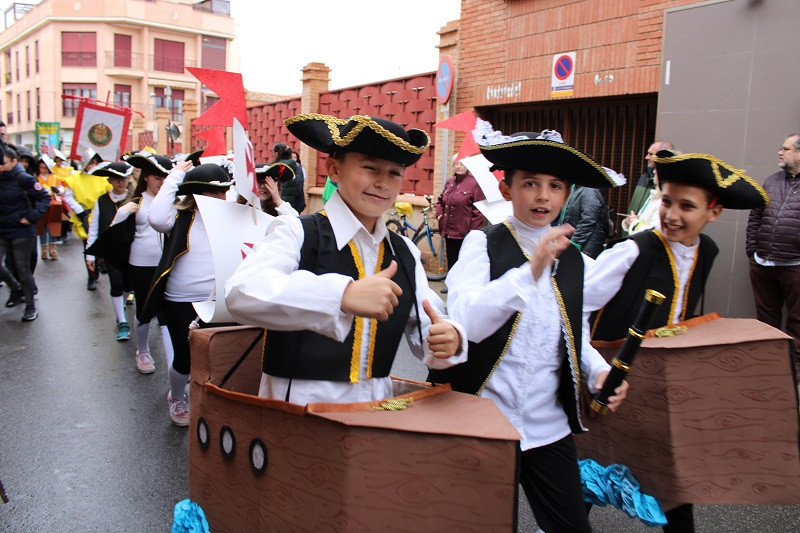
[186,67,248,128]
[195,127,228,157]
[434,110,480,161]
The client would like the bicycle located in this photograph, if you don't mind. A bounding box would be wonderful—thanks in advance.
[385,195,448,281]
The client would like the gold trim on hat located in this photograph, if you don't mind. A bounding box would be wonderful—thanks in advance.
[652,152,770,206]
[285,113,429,155]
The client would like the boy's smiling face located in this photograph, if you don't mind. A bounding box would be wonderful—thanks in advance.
[326,152,404,232]
[659,182,722,246]
[499,171,570,228]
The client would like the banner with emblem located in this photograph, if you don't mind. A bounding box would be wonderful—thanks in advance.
[69,101,132,162]
[34,121,61,158]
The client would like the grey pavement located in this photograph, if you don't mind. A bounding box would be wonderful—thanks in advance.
[0,239,798,531]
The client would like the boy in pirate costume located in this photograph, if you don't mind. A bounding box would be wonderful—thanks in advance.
[84,161,135,341]
[426,119,628,533]
[225,114,466,404]
[583,151,769,531]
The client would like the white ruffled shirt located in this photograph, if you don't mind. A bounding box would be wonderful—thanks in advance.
[111,192,163,267]
[224,190,467,405]
[445,216,610,450]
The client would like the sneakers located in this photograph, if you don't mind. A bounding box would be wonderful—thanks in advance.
[49,244,59,260]
[126,293,135,307]
[5,290,24,308]
[116,321,130,341]
[21,306,38,322]
[168,391,190,426]
[135,352,155,374]
[87,279,98,291]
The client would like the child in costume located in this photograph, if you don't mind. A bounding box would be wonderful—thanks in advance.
[110,153,176,374]
[428,119,628,533]
[143,162,234,426]
[253,162,300,217]
[225,114,466,405]
[84,161,134,341]
[584,151,769,531]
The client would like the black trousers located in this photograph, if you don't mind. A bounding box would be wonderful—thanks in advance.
[519,435,592,533]
[162,300,199,375]
[129,265,165,326]
[0,237,36,305]
[445,237,463,270]
[106,263,132,298]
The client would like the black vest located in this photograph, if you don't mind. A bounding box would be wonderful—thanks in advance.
[96,191,132,234]
[140,209,194,323]
[83,198,139,271]
[427,222,588,434]
[262,213,418,382]
[590,229,718,341]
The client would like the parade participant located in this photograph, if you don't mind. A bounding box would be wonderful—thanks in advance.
[435,156,486,270]
[251,162,300,217]
[585,151,769,531]
[62,150,111,290]
[225,114,466,405]
[84,161,134,341]
[35,155,64,260]
[108,153,175,374]
[0,145,51,321]
[427,120,627,533]
[270,142,300,208]
[290,149,307,213]
[624,140,675,235]
[143,161,233,426]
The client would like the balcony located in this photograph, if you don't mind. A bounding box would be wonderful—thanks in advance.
[62,51,97,67]
[105,51,146,69]
[103,51,196,74]
[3,72,10,84]
[193,0,230,16]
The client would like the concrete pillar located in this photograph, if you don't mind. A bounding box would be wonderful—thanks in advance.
[183,98,199,151]
[300,62,330,212]
[131,115,144,153]
[434,20,460,198]
[156,107,170,155]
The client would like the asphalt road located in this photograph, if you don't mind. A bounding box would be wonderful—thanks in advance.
[0,238,798,532]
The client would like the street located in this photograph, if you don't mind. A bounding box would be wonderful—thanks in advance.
[1,237,799,531]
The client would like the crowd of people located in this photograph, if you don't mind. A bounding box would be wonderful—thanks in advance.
[1,112,797,532]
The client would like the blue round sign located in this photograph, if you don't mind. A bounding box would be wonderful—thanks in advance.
[436,55,455,103]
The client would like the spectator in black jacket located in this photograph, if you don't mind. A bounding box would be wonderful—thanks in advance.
[0,145,51,321]
[560,185,611,258]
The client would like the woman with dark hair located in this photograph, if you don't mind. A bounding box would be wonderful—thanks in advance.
[270,142,299,208]
[290,149,306,213]
[252,162,299,217]
[144,161,233,426]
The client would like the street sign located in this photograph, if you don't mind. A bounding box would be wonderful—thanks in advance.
[551,52,576,98]
[436,54,455,104]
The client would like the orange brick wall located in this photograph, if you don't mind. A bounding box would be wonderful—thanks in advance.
[457,0,699,110]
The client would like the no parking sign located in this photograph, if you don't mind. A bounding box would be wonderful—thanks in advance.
[551,52,576,98]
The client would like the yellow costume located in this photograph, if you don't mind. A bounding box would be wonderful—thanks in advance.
[62,171,112,239]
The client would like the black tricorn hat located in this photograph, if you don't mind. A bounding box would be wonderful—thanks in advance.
[284,114,430,166]
[473,119,625,189]
[177,163,234,195]
[124,153,174,176]
[653,151,769,210]
[255,162,295,183]
[89,161,133,180]
[182,149,205,167]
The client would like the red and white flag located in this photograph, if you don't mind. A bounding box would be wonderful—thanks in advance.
[233,118,257,204]
[70,101,131,162]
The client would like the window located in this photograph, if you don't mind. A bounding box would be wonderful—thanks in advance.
[153,38,184,73]
[154,87,184,122]
[202,94,219,113]
[114,34,132,68]
[14,50,19,80]
[16,93,20,123]
[26,90,30,122]
[113,84,131,108]
[35,88,39,120]
[62,83,96,116]
[201,35,226,70]
[24,46,29,77]
[34,41,38,73]
[61,32,97,67]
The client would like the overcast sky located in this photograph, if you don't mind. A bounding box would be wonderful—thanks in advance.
[230,0,462,95]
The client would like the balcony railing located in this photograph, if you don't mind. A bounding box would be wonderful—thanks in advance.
[105,51,146,70]
[193,0,230,16]
[62,51,97,67]
[103,51,196,73]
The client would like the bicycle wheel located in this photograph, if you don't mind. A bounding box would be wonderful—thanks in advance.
[385,219,404,236]
[413,228,448,281]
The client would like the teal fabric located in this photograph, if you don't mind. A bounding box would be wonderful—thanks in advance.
[322,176,337,203]
[579,458,667,527]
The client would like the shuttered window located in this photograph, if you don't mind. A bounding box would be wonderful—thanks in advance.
[201,36,226,70]
[63,83,97,116]
[114,34,132,68]
[61,32,97,67]
[154,38,185,73]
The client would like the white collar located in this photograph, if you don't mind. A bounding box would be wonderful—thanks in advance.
[667,237,699,258]
[508,215,551,243]
[324,190,391,252]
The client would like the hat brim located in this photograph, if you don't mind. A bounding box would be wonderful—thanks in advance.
[285,114,429,166]
[479,140,620,188]
[653,153,769,210]
[125,154,172,175]
[176,182,232,195]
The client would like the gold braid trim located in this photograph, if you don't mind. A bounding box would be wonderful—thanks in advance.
[651,152,770,207]
[653,229,680,322]
[143,210,195,309]
[370,398,413,411]
[552,278,583,422]
[346,240,385,383]
[482,140,618,187]
[365,242,386,378]
[590,307,604,339]
[285,113,429,154]
[477,314,521,396]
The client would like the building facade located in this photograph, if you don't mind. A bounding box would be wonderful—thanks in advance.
[0,0,236,155]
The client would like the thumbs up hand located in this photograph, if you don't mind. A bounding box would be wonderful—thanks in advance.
[423,299,461,359]
[341,260,403,320]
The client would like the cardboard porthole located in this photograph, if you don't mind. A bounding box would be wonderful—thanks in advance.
[197,417,210,449]
[220,425,236,459]
[249,439,268,476]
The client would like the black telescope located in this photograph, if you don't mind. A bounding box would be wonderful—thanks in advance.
[590,289,665,415]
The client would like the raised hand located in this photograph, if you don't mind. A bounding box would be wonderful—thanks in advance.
[531,224,575,280]
[423,299,461,359]
[341,260,403,320]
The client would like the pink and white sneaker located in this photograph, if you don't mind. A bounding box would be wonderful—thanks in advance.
[167,391,190,427]
[135,352,155,374]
